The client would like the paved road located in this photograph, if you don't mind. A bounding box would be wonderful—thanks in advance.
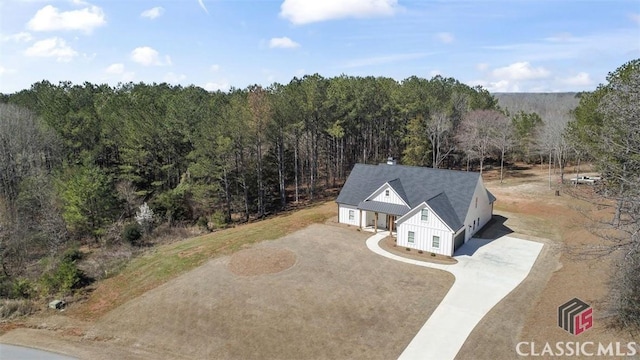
[366,232,544,360]
[0,344,77,360]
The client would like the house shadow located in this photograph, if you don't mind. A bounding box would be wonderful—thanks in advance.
[454,215,514,257]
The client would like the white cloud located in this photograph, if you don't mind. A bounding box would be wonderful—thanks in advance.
[491,61,550,81]
[470,79,514,93]
[471,61,550,92]
[24,37,78,62]
[269,37,300,49]
[559,72,592,87]
[164,72,186,83]
[27,5,106,33]
[1,32,33,42]
[476,63,489,71]
[105,63,124,74]
[105,63,134,82]
[210,64,220,72]
[204,82,230,92]
[198,0,209,14]
[280,0,398,25]
[429,69,441,77]
[630,13,640,24]
[435,32,454,44]
[141,7,164,19]
[0,65,14,76]
[130,46,171,66]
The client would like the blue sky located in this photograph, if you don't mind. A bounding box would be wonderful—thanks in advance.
[0,0,638,94]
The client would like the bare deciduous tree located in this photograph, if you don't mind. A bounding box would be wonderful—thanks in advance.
[490,114,516,183]
[427,111,455,168]
[456,109,503,174]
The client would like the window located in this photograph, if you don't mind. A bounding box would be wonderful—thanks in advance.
[385,189,390,197]
[475,197,478,208]
[408,231,415,243]
[432,236,440,248]
[473,220,476,230]
[348,210,354,221]
[421,209,428,221]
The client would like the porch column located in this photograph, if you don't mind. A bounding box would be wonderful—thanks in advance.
[359,209,363,229]
[374,212,378,233]
[389,216,393,235]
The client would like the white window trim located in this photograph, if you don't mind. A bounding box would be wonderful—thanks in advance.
[421,209,428,222]
[408,231,415,243]
[432,235,440,248]
[348,210,354,221]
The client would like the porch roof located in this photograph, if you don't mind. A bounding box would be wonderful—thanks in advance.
[357,200,410,216]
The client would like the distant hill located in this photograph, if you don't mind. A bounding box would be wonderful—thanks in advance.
[493,92,580,121]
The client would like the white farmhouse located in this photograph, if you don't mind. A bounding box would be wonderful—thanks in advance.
[336,161,496,256]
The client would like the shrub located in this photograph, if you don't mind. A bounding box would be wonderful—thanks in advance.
[196,216,208,230]
[406,248,410,251]
[39,257,83,296]
[431,253,436,257]
[0,299,38,319]
[11,278,34,299]
[122,223,142,245]
[209,210,227,230]
[418,250,423,254]
[62,247,82,262]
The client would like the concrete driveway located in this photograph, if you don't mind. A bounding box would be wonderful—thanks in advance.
[366,233,544,360]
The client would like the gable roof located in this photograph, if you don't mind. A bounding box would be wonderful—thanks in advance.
[336,163,486,231]
[426,192,463,230]
[387,178,410,205]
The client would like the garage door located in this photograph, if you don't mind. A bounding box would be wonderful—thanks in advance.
[453,230,465,251]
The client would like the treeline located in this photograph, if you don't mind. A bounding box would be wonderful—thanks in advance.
[0,72,574,300]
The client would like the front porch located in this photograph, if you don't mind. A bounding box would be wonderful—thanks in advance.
[359,209,397,236]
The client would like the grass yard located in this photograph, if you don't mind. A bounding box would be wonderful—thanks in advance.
[2,224,453,359]
[70,201,338,321]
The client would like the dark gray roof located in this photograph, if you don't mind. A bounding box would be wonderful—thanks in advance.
[486,189,496,203]
[387,178,409,205]
[357,200,410,216]
[425,192,463,230]
[337,163,491,231]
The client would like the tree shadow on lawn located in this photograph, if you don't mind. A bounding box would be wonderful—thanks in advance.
[454,215,514,257]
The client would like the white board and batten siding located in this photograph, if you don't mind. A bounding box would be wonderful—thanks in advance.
[367,183,408,206]
[338,204,361,227]
[396,204,454,256]
[463,177,494,240]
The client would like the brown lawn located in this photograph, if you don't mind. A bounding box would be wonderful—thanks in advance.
[1,224,453,359]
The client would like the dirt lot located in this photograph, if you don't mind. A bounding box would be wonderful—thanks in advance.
[457,165,638,359]
[1,224,453,359]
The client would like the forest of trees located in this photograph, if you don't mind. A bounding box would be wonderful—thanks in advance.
[0,69,615,310]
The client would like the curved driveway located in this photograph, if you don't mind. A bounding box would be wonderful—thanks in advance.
[366,233,544,360]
